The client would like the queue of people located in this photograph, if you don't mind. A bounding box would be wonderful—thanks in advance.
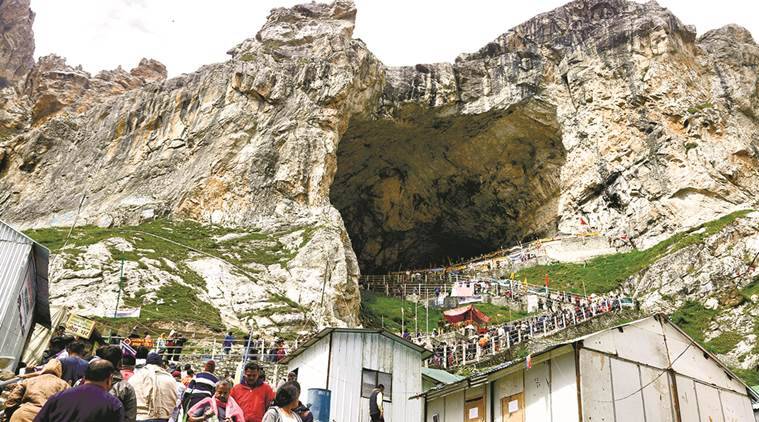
[425,295,624,368]
[3,346,313,422]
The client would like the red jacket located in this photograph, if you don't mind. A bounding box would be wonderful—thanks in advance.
[230,381,275,422]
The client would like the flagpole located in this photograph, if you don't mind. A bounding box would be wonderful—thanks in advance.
[113,258,124,321]
[425,276,429,334]
[415,283,418,335]
[401,308,405,336]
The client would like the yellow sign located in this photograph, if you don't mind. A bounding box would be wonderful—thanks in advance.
[65,314,96,339]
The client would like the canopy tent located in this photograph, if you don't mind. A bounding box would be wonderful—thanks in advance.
[443,305,490,326]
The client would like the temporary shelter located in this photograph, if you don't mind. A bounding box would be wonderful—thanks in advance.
[0,219,50,372]
[416,314,758,422]
[443,305,491,326]
[282,327,433,422]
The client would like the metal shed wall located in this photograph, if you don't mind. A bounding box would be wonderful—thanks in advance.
[0,223,35,371]
[525,361,551,421]
[327,332,423,422]
[287,334,330,403]
[579,317,754,422]
[425,390,466,422]
[493,371,523,422]
[426,395,447,422]
[662,323,747,395]
[549,351,578,422]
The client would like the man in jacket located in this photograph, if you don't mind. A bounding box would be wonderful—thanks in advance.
[182,359,218,409]
[97,345,138,422]
[128,352,178,422]
[35,360,124,422]
[369,384,384,422]
[4,359,69,422]
[230,362,275,422]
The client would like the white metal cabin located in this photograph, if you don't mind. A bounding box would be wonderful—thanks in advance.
[282,327,433,422]
[418,315,758,422]
[0,219,50,372]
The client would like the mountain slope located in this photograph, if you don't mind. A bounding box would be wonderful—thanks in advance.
[0,0,758,336]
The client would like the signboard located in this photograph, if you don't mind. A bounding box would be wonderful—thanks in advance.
[526,295,539,313]
[127,338,154,349]
[16,266,35,333]
[65,314,96,339]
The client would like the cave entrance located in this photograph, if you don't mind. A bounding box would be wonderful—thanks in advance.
[331,100,565,273]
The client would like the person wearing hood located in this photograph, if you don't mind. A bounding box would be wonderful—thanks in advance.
[128,352,178,422]
[4,359,69,422]
[35,360,124,422]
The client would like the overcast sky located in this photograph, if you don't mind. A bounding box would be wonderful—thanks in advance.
[32,0,759,77]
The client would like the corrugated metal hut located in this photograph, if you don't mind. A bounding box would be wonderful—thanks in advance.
[282,327,433,422]
[0,219,50,372]
[416,314,759,422]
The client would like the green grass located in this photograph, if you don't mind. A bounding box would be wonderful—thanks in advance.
[731,368,759,386]
[670,300,716,345]
[706,331,743,354]
[25,218,320,334]
[740,276,759,301]
[360,291,530,333]
[25,218,317,269]
[94,282,225,334]
[687,101,714,114]
[671,300,759,385]
[515,210,752,294]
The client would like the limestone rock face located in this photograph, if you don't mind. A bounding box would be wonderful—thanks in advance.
[1,0,380,330]
[2,0,759,330]
[0,0,34,87]
[623,211,759,375]
[332,0,759,270]
[129,58,168,84]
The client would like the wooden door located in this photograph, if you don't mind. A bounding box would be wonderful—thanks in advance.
[502,393,525,422]
[464,398,485,422]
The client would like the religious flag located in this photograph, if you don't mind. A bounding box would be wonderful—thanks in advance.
[120,340,136,357]
[526,354,533,369]
[580,216,588,225]
[545,273,550,288]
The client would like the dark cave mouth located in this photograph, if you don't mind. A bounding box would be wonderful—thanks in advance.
[331,101,566,273]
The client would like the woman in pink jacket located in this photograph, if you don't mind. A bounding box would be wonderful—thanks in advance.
[188,381,244,422]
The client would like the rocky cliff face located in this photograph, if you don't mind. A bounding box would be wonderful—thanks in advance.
[1,0,758,332]
[0,0,34,87]
[1,0,380,332]
[623,211,759,381]
[332,0,759,271]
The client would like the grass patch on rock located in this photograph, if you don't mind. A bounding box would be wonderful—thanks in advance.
[94,282,225,334]
[25,218,320,334]
[25,218,318,269]
[671,301,759,385]
[670,300,716,345]
[515,210,752,294]
[360,291,530,333]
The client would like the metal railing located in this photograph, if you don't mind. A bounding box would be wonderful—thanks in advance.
[423,298,623,369]
[360,275,590,306]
